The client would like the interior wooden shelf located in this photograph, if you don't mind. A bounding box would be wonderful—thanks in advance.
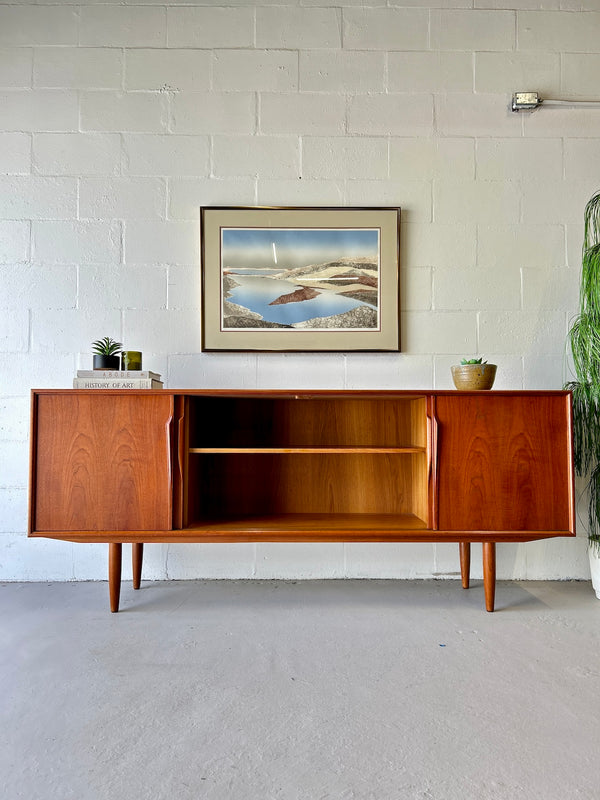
[182,512,430,534]
[189,446,426,454]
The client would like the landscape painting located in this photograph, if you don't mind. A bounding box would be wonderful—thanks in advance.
[201,207,400,352]
[221,227,380,331]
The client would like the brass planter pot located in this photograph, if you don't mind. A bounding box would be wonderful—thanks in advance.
[451,364,497,391]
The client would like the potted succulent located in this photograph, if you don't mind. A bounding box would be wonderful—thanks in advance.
[92,336,122,370]
[564,189,600,598]
[451,357,497,391]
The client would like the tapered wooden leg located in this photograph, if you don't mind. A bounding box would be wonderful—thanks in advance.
[482,542,496,612]
[459,542,471,589]
[109,543,122,613]
[132,543,144,590]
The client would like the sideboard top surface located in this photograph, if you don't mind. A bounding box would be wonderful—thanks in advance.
[31,388,573,397]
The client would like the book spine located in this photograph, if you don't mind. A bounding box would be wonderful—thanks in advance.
[73,379,163,389]
[76,370,160,380]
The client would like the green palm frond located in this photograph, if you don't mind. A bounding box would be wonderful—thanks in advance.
[92,336,122,356]
[565,191,600,547]
[579,243,600,315]
[584,191,600,255]
[587,464,600,554]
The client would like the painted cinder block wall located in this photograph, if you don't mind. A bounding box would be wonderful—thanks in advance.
[1,1,598,582]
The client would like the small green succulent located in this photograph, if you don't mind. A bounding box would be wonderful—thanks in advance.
[460,357,487,365]
[92,336,122,356]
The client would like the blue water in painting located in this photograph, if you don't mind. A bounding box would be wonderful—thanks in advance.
[226,273,368,326]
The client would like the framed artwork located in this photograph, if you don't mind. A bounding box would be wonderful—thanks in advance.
[200,206,401,352]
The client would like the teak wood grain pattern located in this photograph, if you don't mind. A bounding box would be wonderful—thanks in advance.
[32,393,174,533]
[435,394,574,533]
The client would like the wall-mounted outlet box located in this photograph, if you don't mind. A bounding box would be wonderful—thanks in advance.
[511,92,541,111]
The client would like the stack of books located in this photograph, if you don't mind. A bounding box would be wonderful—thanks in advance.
[73,370,164,389]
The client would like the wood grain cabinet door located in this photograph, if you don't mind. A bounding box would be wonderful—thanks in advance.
[435,394,574,534]
[31,393,174,533]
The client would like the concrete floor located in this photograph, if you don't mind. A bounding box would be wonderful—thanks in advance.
[1,579,599,800]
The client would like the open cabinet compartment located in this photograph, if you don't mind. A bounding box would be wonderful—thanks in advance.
[182,394,430,535]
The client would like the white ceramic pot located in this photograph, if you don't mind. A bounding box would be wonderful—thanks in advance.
[590,547,600,599]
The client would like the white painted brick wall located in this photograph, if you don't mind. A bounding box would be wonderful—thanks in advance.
[0,309,29,353]
[345,180,432,222]
[1,1,596,583]
[212,135,300,178]
[125,50,211,92]
[0,90,78,132]
[434,266,521,311]
[0,47,33,88]
[436,93,522,138]
[562,54,600,98]
[4,264,77,309]
[521,180,598,224]
[171,92,255,134]
[431,9,515,51]
[405,223,476,269]
[475,52,560,94]
[79,177,166,220]
[477,225,566,269]
[34,133,121,177]
[31,308,123,355]
[214,50,298,92]
[300,51,384,94]
[168,7,254,49]
[388,52,472,93]
[390,139,474,181]
[480,310,567,355]
[123,134,210,177]
[257,178,344,207]
[78,264,167,313]
[434,180,521,224]
[124,220,198,265]
[34,48,123,90]
[343,9,428,51]
[348,94,433,137]
[518,10,600,53]
[32,220,122,264]
[0,6,78,46]
[256,7,341,49]
[0,176,76,218]
[475,139,563,181]
[402,311,477,355]
[261,93,346,135]
[565,140,600,181]
[81,91,168,133]
[303,138,388,180]
[169,177,256,219]
[0,222,29,263]
[80,6,167,49]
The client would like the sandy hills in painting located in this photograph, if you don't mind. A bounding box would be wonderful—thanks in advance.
[223,256,379,330]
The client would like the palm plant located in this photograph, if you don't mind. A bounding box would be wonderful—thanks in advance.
[565,190,600,553]
[92,336,122,356]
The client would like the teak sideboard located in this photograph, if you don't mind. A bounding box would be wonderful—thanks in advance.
[28,389,576,612]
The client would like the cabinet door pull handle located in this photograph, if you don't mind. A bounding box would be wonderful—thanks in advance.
[427,412,439,530]
[165,414,173,487]
[177,415,185,482]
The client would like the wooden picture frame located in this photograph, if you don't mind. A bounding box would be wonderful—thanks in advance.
[200,206,401,352]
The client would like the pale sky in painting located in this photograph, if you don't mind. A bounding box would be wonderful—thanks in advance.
[221,227,380,270]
